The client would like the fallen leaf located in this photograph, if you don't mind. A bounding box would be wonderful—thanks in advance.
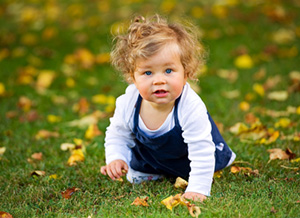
[234,54,254,69]
[253,83,265,97]
[47,114,62,123]
[49,174,58,179]
[66,110,106,128]
[270,206,277,214]
[67,149,85,166]
[35,130,59,140]
[161,194,201,217]
[213,171,223,178]
[239,101,250,111]
[291,157,300,163]
[0,211,13,218]
[36,70,56,89]
[222,89,240,99]
[230,166,259,176]
[61,187,79,199]
[274,118,291,128]
[217,69,238,83]
[17,96,33,112]
[85,124,102,140]
[73,97,90,115]
[61,143,76,151]
[131,196,149,207]
[267,91,288,101]
[272,28,295,44]
[31,152,43,160]
[30,170,46,177]
[267,148,295,161]
[19,110,39,122]
[0,82,6,96]
[0,147,6,156]
[174,177,188,189]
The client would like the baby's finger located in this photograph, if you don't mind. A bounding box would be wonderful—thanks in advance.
[100,166,107,175]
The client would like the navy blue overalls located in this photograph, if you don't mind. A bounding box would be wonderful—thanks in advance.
[130,95,233,180]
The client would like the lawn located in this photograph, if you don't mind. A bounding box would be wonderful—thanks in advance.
[0,0,300,217]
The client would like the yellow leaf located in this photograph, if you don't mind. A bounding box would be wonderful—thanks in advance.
[229,122,249,135]
[85,124,102,140]
[296,106,300,115]
[291,158,300,163]
[0,147,6,156]
[0,211,13,218]
[95,53,110,64]
[161,194,183,211]
[68,149,85,166]
[0,82,5,96]
[47,114,62,123]
[36,70,56,91]
[174,177,188,189]
[92,94,107,104]
[191,6,205,19]
[211,4,228,18]
[239,101,250,111]
[73,138,83,146]
[66,77,75,88]
[222,90,240,99]
[214,171,223,178]
[267,91,288,101]
[234,54,254,69]
[253,83,265,97]
[49,174,58,179]
[275,118,291,128]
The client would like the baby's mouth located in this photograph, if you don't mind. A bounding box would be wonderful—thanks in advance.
[154,90,167,94]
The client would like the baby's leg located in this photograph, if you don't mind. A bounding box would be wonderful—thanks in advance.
[126,168,164,184]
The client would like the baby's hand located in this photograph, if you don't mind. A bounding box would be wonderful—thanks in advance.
[100,159,128,181]
[182,192,207,202]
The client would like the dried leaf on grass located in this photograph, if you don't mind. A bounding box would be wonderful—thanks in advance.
[267,148,296,161]
[174,177,188,189]
[230,166,259,176]
[0,211,13,218]
[131,196,149,207]
[30,170,46,177]
[61,187,79,199]
[161,194,201,218]
[67,148,85,166]
[35,130,59,140]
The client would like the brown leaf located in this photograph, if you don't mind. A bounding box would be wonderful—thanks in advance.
[61,187,79,199]
[30,170,46,177]
[0,211,13,218]
[31,152,43,160]
[35,130,59,140]
[19,110,39,122]
[267,148,296,161]
[270,206,277,214]
[131,196,149,207]
[231,166,259,176]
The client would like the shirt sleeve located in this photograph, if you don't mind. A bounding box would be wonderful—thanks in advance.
[104,85,137,166]
[179,84,216,196]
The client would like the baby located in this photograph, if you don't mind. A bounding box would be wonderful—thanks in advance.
[101,14,236,201]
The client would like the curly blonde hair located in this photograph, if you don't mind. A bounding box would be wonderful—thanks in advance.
[110,14,206,83]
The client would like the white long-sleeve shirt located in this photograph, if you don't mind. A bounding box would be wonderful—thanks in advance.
[104,83,216,196]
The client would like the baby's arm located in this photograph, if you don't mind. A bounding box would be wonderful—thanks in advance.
[101,159,128,180]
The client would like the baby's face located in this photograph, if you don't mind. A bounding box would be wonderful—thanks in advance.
[133,43,187,107]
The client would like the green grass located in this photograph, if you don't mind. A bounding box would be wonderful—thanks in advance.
[1,0,300,217]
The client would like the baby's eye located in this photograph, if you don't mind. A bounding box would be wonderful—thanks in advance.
[165,69,172,74]
[144,71,152,75]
